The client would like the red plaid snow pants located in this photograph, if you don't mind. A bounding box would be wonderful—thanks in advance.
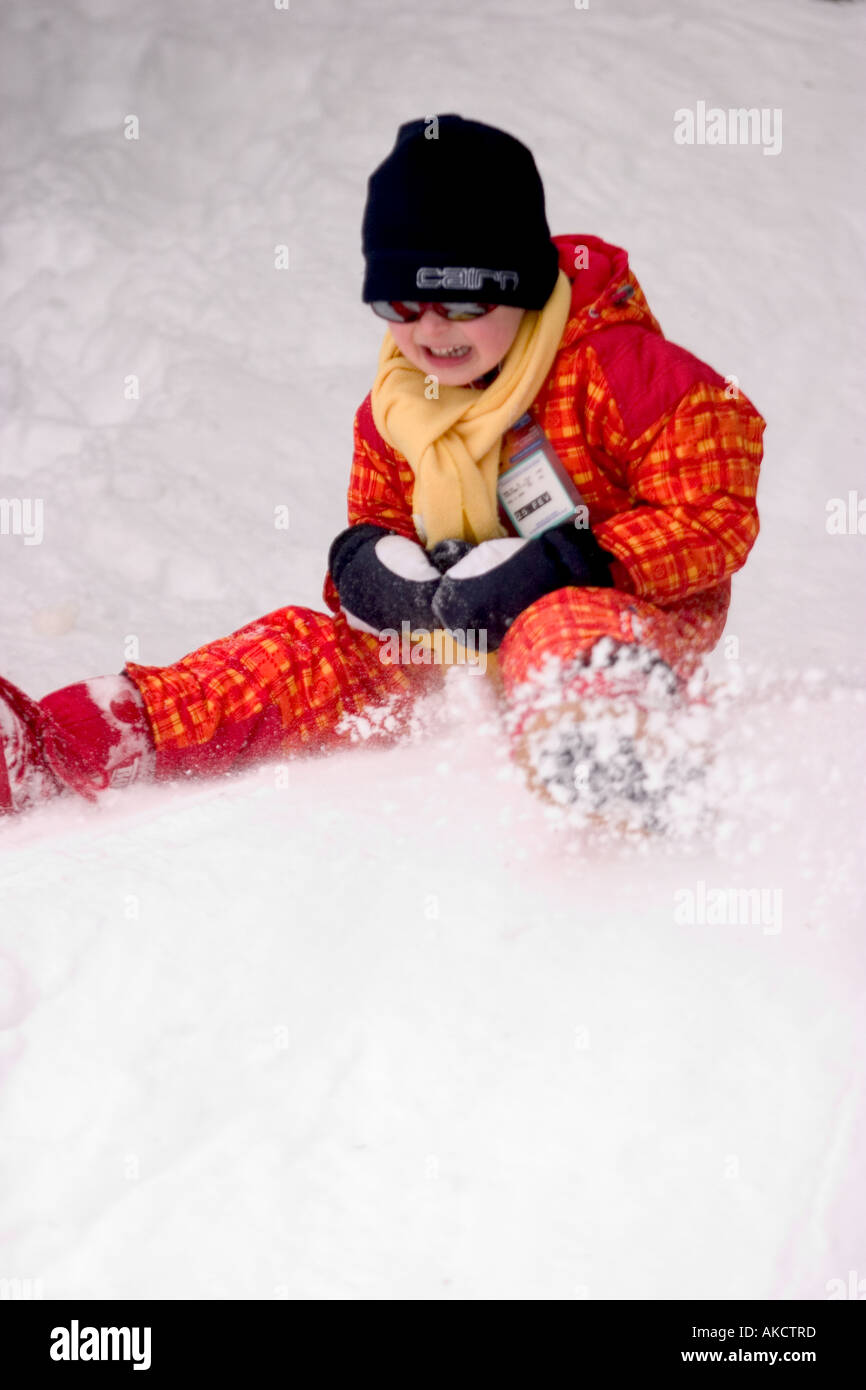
[123,582,730,779]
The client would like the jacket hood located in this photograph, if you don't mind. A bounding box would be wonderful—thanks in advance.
[551,234,662,345]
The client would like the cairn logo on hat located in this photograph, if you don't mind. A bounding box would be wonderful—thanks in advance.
[416,266,519,292]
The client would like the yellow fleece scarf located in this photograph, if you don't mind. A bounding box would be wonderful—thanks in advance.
[370,271,572,551]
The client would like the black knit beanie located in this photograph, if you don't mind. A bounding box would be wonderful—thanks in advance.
[361,114,560,310]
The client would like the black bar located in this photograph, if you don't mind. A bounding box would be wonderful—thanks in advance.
[3,1298,864,1374]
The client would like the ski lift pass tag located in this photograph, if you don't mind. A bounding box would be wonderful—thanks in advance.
[497,447,578,540]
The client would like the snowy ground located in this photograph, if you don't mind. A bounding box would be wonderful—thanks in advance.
[1,0,864,1300]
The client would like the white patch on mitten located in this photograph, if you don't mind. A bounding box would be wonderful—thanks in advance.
[374,534,441,582]
[445,537,528,580]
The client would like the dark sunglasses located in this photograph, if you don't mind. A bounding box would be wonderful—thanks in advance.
[370,300,499,323]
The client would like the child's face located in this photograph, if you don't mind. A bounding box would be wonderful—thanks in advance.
[386,305,525,386]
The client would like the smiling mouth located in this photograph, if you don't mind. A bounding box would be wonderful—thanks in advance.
[421,345,472,359]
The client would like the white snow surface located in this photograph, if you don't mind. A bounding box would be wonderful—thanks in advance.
[1,0,865,1300]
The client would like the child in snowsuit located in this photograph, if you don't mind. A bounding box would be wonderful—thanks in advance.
[0,115,764,818]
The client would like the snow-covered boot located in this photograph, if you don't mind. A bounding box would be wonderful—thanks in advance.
[508,637,711,834]
[0,673,155,817]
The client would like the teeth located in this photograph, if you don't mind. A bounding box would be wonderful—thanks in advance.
[427,346,470,358]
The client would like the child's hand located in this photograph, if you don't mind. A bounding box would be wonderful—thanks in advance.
[427,539,476,574]
[328,524,442,635]
[431,523,614,649]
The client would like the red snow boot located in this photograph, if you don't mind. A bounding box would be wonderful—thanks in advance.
[0,673,155,817]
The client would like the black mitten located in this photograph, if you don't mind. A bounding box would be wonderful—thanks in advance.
[328,523,442,634]
[427,538,476,574]
[432,520,615,649]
